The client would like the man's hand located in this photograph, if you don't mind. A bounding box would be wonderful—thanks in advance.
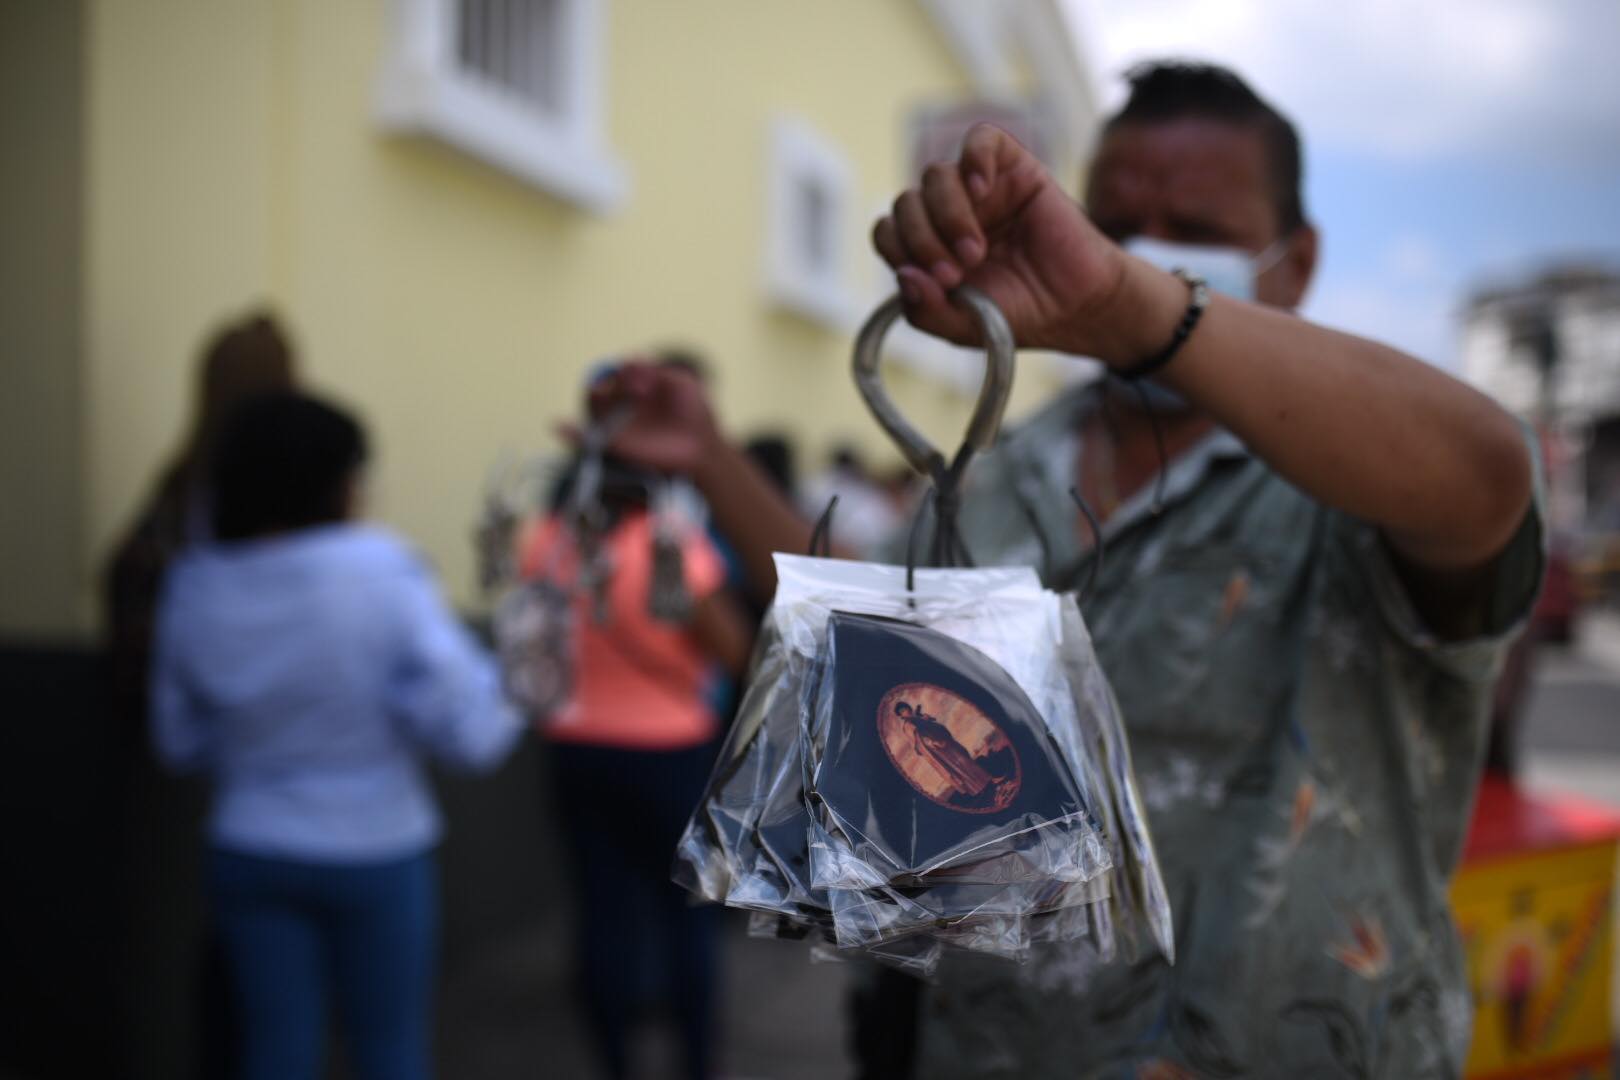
[873,124,1139,357]
[584,361,721,475]
[578,360,819,599]
[876,126,1534,625]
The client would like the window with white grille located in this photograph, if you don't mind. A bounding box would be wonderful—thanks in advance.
[456,0,565,116]
[377,0,626,213]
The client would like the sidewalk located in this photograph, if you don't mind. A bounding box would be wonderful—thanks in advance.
[1521,607,1620,805]
[436,911,853,1080]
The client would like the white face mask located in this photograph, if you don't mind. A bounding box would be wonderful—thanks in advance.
[1109,236,1289,414]
[1124,235,1287,303]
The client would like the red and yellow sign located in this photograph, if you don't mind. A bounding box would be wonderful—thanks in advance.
[1452,778,1620,1079]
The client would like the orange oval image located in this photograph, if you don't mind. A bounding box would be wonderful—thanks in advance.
[876,682,1022,814]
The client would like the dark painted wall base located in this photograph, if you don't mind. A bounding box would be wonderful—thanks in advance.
[0,640,562,1080]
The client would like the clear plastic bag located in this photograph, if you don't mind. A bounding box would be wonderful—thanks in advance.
[673,553,1172,975]
[492,578,575,719]
[478,437,709,723]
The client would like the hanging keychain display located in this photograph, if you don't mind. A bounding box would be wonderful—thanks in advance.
[674,289,1173,976]
[475,450,577,720]
[479,396,706,723]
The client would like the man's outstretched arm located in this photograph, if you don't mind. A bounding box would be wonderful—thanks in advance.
[875,124,1532,589]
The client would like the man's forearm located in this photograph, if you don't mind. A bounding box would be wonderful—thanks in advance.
[1109,264,1532,570]
[692,438,824,602]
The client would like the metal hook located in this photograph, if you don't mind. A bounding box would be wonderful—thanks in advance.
[852,286,1016,482]
[807,495,839,558]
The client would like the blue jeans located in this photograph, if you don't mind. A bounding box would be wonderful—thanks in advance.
[549,740,721,1080]
[207,847,438,1080]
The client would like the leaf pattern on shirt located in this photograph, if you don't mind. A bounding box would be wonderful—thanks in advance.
[1168,1001,1247,1077]
[1139,753,1224,814]
[1327,912,1392,979]
[1243,773,1355,929]
[1307,603,1372,673]
[1080,885,1255,1078]
[1217,569,1251,628]
[1279,998,1371,1079]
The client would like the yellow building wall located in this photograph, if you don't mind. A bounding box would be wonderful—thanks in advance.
[84,0,1075,617]
[84,1,282,631]
[1,0,86,639]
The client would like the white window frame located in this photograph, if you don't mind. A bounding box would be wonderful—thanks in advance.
[764,116,856,329]
[375,0,627,213]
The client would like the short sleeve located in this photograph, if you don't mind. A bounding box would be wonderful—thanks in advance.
[1341,426,1546,684]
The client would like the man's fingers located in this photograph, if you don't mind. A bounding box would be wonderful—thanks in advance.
[585,361,653,421]
[896,266,951,322]
[959,124,1011,202]
[869,121,1052,345]
[958,123,1049,230]
[921,162,986,270]
[882,221,962,326]
[586,379,618,418]
[892,189,960,289]
[873,128,1025,285]
[872,215,906,270]
[896,266,978,345]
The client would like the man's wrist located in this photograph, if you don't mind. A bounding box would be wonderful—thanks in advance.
[689,428,735,493]
[1091,257,1195,371]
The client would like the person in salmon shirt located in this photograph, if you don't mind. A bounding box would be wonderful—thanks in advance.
[521,449,752,1080]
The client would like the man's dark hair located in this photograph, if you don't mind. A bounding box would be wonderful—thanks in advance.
[212,391,368,541]
[1104,60,1307,233]
[743,434,797,497]
[545,453,654,530]
[829,444,866,474]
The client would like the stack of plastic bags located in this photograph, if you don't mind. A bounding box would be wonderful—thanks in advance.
[673,553,1174,977]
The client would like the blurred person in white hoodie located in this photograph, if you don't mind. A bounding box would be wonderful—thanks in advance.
[150,390,520,1080]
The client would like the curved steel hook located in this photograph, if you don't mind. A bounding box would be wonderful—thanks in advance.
[851,286,1016,481]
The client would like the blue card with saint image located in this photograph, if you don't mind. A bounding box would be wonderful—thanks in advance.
[810,611,1093,882]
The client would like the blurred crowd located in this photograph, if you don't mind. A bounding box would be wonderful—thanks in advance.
[102,311,925,1080]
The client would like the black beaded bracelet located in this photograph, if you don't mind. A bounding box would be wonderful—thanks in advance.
[1115,269,1210,381]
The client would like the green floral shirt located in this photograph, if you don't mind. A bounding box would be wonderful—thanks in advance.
[905,385,1543,1079]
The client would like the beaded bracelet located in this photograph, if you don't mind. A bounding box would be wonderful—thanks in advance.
[1115,269,1210,381]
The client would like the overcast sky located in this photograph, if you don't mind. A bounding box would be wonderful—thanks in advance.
[1067,0,1620,370]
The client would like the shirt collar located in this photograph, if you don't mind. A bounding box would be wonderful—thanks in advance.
[1100,420,1249,541]
[997,380,1251,577]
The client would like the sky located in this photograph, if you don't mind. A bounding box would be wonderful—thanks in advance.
[1066,0,1620,371]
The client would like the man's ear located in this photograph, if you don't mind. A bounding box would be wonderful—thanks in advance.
[1274,223,1319,309]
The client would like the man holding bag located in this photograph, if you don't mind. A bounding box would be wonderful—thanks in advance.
[598,62,1540,1078]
